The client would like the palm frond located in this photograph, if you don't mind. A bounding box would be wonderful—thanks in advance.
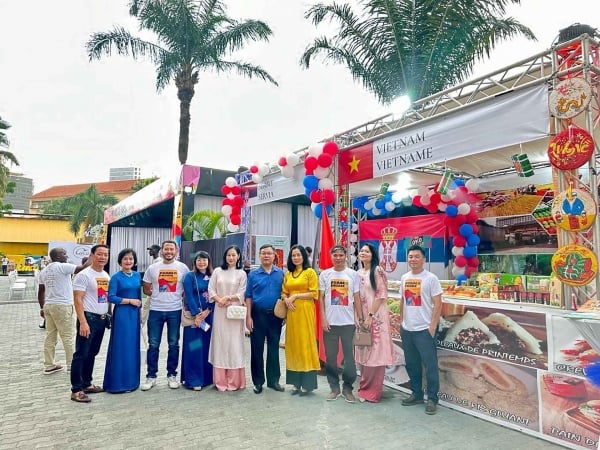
[212,60,278,86]
[87,27,166,65]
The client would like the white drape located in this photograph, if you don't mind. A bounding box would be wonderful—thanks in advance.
[250,203,291,237]
[109,226,171,274]
[297,205,319,250]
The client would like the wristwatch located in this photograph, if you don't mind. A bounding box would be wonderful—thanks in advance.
[368,312,374,318]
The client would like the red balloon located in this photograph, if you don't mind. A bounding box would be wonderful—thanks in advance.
[304,156,318,171]
[467,256,480,268]
[448,225,460,236]
[465,266,477,277]
[221,185,232,195]
[230,215,241,226]
[278,156,287,167]
[232,196,244,207]
[231,185,242,196]
[317,153,333,168]
[309,189,321,203]
[453,236,467,247]
[426,204,438,214]
[249,165,259,174]
[454,255,467,267]
[322,189,335,205]
[455,214,467,225]
[231,206,242,216]
[429,193,441,205]
[323,141,339,156]
[412,195,422,207]
[465,211,479,224]
[454,186,469,202]
[471,224,479,234]
[222,197,233,206]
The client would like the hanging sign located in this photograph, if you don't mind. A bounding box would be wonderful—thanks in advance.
[547,127,594,170]
[548,77,592,119]
[551,244,598,286]
[551,188,597,232]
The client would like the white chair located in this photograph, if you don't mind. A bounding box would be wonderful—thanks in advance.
[30,269,40,295]
[8,271,27,300]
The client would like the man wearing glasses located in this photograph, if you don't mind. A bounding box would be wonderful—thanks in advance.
[245,244,285,394]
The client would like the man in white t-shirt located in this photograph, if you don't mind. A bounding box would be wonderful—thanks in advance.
[318,244,361,403]
[37,247,88,374]
[141,244,163,349]
[400,244,443,415]
[141,240,189,391]
[69,244,110,403]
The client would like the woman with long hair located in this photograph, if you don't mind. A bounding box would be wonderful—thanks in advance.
[181,251,214,390]
[282,245,320,395]
[103,248,142,393]
[355,243,394,403]
[207,245,247,391]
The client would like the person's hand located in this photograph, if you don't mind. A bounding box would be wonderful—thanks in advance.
[246,317,253,333]
[194,315,202,328]
[321,318,330,332]
[79,321,91,338]
[363,316,373,330]
[131,299,142,308]
[428,324,436,338]
[217,296,228,308]
[285,296,296,312]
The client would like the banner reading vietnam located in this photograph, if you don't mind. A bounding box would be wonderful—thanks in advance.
[359,215,447,280]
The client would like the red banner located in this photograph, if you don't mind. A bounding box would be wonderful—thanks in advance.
[338,143,373,185]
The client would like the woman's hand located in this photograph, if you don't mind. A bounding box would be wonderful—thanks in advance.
[363,316,373,330]
[285,295,296,312]
[130,299,142,308]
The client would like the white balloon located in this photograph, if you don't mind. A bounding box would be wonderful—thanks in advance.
[308,143,324,157]
[385,201,395,212]
[310,202,318,212]
[351,223,358,232]
[226,193,235,200]
[349,245,356,254]
[451,246,463,257]
[364,200,374,210]
[221,205,232,216]
[451,265,466,276]
[318,178,334,190]
[372,207,382,215]
[465,178,480,192]
[349,234,358,243]
[417,186,429,197]
[281,165,294,178]
[287,153,300,166]
[350,255,357,264]
[391,191,403,203]
[225,177,237,187]
[401,197,412,207]
[227,223,239,232]
[258,164,270,176]
[420,195,431,206]
[440,193,452,202]
[437,203,447,212]
[251,173,262,184]
[313,166,330,179]
[446,190,456,200]
[457,203,470,215]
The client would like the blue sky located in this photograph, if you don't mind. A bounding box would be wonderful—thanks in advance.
[0,0,596,192]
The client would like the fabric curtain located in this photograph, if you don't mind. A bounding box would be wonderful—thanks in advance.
[297,205,319,250]
[109,226,171,274]
[250,203,292,237]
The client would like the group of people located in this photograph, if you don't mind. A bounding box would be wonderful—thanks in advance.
[37,239,442,414]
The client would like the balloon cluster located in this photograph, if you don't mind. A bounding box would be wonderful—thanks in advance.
[302,141,339,219]
[412,178,481,284]
[277,153,301,178]
[220,176,244,232]
[353,189,412,217]
[248,163,270,184]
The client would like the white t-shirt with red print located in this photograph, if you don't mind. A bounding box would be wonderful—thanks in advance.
[401,269,443,332]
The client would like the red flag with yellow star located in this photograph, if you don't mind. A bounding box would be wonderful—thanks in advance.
[338,143,373,184]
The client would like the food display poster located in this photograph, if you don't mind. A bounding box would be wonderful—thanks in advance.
[437,303,548,370]
[551,316,600,378]
[359,214,447,280]
[540,371,600,448]
[438,349,540,431]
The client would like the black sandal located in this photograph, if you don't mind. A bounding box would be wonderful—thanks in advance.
[71,391,91,403]
[84,385,104,394]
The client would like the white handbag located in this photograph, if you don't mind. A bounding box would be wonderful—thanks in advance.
[226,305,247,320]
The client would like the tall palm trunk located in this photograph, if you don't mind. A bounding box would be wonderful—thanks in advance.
[176,69,198,165]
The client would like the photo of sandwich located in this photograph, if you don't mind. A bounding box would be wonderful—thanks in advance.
[551,315,600,375]
[438,306,548,370]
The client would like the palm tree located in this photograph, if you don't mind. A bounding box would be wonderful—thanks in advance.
[0,116,19,198]
[301,0,536,103]
[63,185,118,237]
[87,0,277,165]
[183,209,227,241]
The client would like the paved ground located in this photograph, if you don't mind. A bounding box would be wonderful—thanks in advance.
[0,276,562,449]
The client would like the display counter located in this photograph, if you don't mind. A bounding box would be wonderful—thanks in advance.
[384,294,600,449]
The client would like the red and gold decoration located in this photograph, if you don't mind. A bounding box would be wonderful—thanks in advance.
[512,153,534,177]
[552,186,597,232]
[548,77,592,119]
[548,126,595,170]
[551,244,598,287]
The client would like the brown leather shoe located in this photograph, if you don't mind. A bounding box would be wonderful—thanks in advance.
[84,385,104,394]
[70,391,91,403]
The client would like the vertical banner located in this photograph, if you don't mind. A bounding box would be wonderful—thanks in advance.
[171,193,183,250]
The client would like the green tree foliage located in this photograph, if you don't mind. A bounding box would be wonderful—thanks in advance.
[41,198,72,215]
[87,0,277,166]
[0,116,19,198]
[183,209,227,241]
[301,0,536,103]
[62,185,118,237]
[132,177,159,192]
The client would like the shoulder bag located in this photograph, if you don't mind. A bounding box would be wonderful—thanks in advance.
[181,275,202,327]
[274,299,287,319]
[352,300,372,347]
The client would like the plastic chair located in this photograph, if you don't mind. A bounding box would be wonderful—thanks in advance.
[8,271,27,300]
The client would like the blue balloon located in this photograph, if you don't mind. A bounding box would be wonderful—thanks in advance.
[305,188,313,198]
[384,193,392,202]
[303,175,319,191]
[456,274,468,285]
[463,246,477,258]
[446,205,458,217]
[454,179,465,187]
[467,234,480,247]
[314,203,323,219]
[375,199,385,209]
[459,224,473,237]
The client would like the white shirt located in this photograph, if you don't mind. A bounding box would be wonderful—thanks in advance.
[401,269,443,332]
[319,268,360,326]
[143,260,189,312]
[39,262,77,305]
[73,267,110,315]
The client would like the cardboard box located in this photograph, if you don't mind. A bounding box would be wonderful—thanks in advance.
[499,274,525,291]
[526,275,551,292]
[549,277,563,307]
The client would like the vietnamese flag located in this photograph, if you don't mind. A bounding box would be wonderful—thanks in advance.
[338,143,373,185]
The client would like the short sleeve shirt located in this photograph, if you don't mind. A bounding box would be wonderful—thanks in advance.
[401,269,443,331]
[143,260,189,312]
[39,262,77,305]
[319,268,360,326]
[73,267,110,314]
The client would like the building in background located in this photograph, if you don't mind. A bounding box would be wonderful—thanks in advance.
[4,173,33,213]
[109,166,141,181]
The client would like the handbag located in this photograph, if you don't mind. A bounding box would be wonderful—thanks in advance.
[274,299,287,319]
[226,304,247,320]
[353,327,372,346]
[181,308,195,327]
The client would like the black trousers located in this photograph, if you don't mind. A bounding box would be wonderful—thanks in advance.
[250,308,283,387]
[324,324,356,391]
[71,312,106,393]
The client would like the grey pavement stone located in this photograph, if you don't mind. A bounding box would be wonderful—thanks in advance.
[0,276,564,449]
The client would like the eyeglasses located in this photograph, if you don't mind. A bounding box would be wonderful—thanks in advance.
[260,252,274,256]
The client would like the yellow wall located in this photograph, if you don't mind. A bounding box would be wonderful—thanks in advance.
[0,216,77,256]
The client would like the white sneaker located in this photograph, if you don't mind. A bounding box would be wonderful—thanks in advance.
[167,376,180,389]
[141,377,157,391]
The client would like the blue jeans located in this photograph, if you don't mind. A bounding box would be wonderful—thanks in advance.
[147,310,181,378]
[400,327,439,403]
